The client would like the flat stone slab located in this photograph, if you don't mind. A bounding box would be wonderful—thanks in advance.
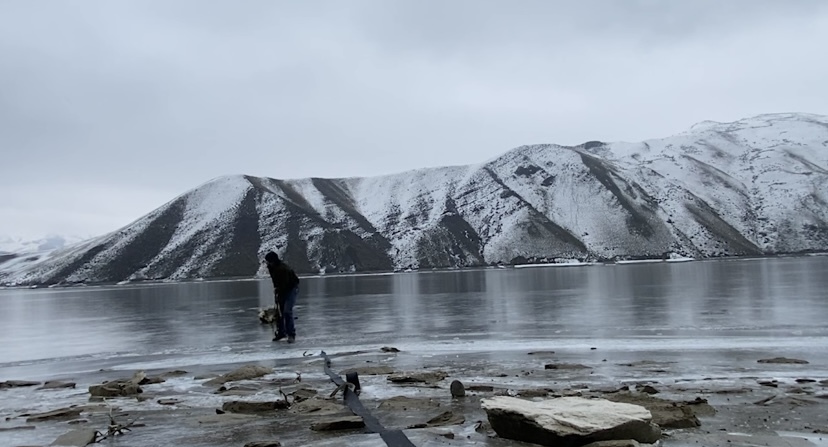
[387,370,447,384]
[290,388,317,402]
[26,407,83,422]
[221,400,290,414]
[290,397,348,416]
[425,410,465,427]
[38,381,76,390]
[49,428,96,446]
[757,357,809,364]
[481,396,661,447]
[216,384,260,396]
[1,380,41,388]
[205,365,272,386]
[89,382,142,397]
[467,385,495,392]
[157,398,181,405]
[406,410,467,429]
[0,425,36,432]
[517,388,553,398]
[310,415,365,431]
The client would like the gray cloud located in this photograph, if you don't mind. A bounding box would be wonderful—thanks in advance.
[1,0,827,239]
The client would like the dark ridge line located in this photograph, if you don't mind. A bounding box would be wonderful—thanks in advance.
[577,151,657,239]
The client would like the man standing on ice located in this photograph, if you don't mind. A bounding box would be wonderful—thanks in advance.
[264,251,300,343]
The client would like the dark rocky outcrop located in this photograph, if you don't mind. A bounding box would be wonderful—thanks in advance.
[310,416,365,431]
[221,400,290,414]
[387,371,447,384]
[88,381,142,398]
[603,392,714,429]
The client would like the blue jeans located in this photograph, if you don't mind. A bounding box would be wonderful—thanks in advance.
[277,287,298,337]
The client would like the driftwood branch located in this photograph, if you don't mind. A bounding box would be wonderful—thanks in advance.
[92,398,138,443]
[279,387,292,407]
[329,382,355,399]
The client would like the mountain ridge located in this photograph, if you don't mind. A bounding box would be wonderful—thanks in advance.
[2,112,827,286]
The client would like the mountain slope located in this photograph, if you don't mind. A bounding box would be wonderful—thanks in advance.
[0,235,88,255]
[2,113,827,286]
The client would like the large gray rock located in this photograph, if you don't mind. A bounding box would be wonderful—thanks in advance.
[204,365,271,386]
[604,392,711,429]
[86,370,148,397]
[50,428,97,446]
[481,396,661,447]
[88,382,142,397]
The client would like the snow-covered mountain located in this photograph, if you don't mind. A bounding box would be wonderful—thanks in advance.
[0,234,87,255]
[2,113,826,286]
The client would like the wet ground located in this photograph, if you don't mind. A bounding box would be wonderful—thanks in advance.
[2,334,828,446]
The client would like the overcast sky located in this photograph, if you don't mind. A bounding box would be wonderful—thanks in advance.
[1,1,827,240]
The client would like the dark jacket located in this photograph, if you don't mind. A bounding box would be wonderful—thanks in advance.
[267,260,300,302]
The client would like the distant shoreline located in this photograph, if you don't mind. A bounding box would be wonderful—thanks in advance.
[2,251,827,290]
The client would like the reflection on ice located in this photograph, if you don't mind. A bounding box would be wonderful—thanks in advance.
[1,256,828,447]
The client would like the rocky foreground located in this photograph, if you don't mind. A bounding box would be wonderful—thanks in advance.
[1,347,827,447]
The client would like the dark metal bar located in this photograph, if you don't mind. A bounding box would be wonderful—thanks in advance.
[320,351,417,447]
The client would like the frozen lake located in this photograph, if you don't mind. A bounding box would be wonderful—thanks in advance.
[1,256,827,379]
[1,255,828,446]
